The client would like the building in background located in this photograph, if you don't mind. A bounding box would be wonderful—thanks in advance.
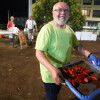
[79,0,100,35]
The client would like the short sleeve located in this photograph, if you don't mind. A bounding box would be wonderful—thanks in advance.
[33,20,36,25]
[68,26,80,47]
[35,25,50,51]
[72,33,80,47]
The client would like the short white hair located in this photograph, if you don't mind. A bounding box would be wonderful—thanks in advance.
[10,16,14,19]
[53,5,56,10]
[53,2,70,11]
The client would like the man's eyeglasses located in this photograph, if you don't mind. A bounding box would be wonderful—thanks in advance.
[53,9,70,13]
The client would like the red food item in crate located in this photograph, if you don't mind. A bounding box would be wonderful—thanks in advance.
[85,69,90,73]
[69,71,72,75]
[74,65,78,71]
[68,78,72,83]
[74,65,82,71]
[91,75,98,81]
[72,73,77,77]
[68,78,76,86]
[84,77,89,83]
[68,67,73,74]
[78,65,81,71]
[72,69,76,74]
[76,77,84,83]
[78,74,84,79]
[68,67,71,72]
[83,70,88,76]
[62,67,68,74]
[72,79,76,86]
[80,68,85,72]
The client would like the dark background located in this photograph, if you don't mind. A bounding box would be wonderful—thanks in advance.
[0,0,35,25]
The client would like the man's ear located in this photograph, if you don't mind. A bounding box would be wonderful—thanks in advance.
[52,11,54,18]
[52,10,53,15]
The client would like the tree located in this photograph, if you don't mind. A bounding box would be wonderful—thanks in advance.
[67,0,86,31]
[32,0,85,31]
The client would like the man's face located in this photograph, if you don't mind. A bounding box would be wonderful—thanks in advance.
[29,16,32,20]
[11,18,14,21]
[52,2,70,25]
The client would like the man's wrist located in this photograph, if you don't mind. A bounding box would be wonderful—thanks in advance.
[88,53,92,58]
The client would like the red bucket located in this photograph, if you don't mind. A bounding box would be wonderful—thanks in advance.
[0,34,3,38]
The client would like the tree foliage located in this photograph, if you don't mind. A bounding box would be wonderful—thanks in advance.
[32,0,85,31]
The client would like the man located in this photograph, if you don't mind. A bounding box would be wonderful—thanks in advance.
[25,16,37,44]
[35,2,100,100]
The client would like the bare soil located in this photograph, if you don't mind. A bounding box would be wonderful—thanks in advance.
[0,37,100,100]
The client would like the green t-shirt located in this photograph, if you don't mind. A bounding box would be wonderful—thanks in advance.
[35,21,80,83]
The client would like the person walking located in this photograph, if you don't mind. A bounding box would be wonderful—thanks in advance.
[35,2,100,100]
[25,16,37,45]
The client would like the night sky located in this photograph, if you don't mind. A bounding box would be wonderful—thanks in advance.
[0,0,29,24]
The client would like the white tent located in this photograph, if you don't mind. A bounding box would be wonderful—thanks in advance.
[75,32,97,41]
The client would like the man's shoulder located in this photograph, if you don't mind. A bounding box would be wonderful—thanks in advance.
[66,24,74,30]
[66,24,75,34]
[32,20,36,23]
[32,19,35,21]
[39,22,54,34]
[27,19,29,21]
[26,19,29,22]
[66,24,71,28]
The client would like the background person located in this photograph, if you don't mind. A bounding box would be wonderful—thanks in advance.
[25,16,37,44]
[7,16,15,44]
[35,2,100,100]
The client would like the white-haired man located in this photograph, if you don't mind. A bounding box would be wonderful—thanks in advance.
[35,2,100,100]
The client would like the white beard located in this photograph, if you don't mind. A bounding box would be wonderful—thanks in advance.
[53,16,69,25]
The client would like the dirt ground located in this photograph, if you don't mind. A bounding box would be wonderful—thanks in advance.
[0,36,100,100]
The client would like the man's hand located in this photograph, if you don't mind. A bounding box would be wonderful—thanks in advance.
[36,50,65,84]
[50,68,65,85]
[89,54,100,67]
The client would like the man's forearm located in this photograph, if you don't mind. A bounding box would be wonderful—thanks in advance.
[35,25,37,31]
[36,49,56,72]
[25,24,27,28]
[36,49,65,84]
[77,44,91,58]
